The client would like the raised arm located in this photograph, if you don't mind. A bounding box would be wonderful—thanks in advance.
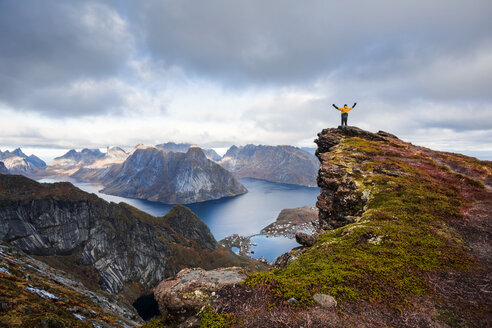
[352,102,357,108]
[332,104,339,110]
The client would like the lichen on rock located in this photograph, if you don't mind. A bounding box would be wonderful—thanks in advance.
[153,267,246,324]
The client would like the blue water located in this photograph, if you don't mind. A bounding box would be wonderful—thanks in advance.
[248,235,300,262]
[39,178,319,261]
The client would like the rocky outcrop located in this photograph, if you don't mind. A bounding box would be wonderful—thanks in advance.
[0,148,46,175]
[156,142,221,161]
[218,144,320,187]
[314,126,391,230]
[0,241,142,327]
[101,146,247,204]
[295,232,318,247]
[184,126,492,327]
[0,175,251,296]
[153,267,246,323]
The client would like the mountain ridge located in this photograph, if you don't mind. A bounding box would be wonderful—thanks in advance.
[156,142,221,161]
[218,144,319,187]
[100,146,247,204]
[0,148,46,175]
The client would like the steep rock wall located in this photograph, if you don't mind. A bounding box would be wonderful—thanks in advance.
[0,175,237,295]
[314,126,388,229]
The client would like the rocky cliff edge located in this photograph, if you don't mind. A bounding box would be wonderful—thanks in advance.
[168,126,491,327]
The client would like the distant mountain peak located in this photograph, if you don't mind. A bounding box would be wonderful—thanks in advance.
[156,142,221,161]
[186,146,207,161]
[0,148,46,173]
[0,162,8,174]
[101,145,247,204]
[81,148,103,155]
[219,144,319,186]
[107,146,126,153]
[12,148,27,158]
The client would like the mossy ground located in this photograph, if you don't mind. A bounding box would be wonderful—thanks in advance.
[199,306,239,328]
[245,134,489,315]
[144,132,491,327]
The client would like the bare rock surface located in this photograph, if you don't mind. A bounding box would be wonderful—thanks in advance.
[313,294,337,308]
[295,232,318,247]
[153,267,246,323]
[314,127,391,230]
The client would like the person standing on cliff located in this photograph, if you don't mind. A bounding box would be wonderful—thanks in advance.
[332,103,357,126]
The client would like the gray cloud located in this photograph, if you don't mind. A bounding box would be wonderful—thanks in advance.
[0,0,490,158]
[0,0,133,116]
[128,0,492,91]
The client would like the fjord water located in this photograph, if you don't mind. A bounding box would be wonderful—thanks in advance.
[40,178,319,262]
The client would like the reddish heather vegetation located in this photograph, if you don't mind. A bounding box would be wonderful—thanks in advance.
[178,127,491,328]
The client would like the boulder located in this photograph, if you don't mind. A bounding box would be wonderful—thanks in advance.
[313,293,337,308]
[295,232,318,247]
[274,247,305,268]
[153,267,246,323]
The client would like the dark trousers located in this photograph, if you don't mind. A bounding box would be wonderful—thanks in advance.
[341,113,348,126]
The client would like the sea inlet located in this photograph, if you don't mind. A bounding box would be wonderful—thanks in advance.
[40,177,320,262]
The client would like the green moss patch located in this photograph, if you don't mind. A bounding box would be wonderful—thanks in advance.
[247,135,480,308]
[200,306,239,328]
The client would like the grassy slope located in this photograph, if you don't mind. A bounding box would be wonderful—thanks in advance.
[208,133,491,327]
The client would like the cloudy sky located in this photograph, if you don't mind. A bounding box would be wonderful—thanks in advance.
[1,0,491,161]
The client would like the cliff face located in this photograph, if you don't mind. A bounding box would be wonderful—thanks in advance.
[0,175,254,297]
[101,146,247,204]
[314,127,389,230]
[194,126,491,327]
[218,144,319,187]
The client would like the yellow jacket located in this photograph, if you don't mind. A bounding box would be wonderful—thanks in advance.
[338,106,353,114]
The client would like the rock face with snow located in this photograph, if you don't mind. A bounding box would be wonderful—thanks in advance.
[156,142,221,161]
[0,148,46,175]
[101,146,247,204]
[0,174,252,296]
[218,144,319,187]
[44,148,107,176]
